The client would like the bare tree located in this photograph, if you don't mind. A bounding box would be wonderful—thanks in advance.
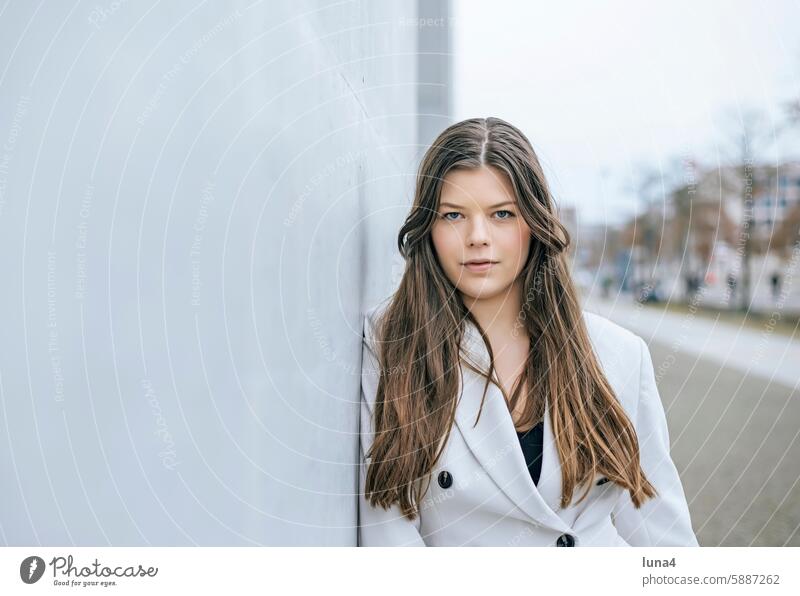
[774,92,800,256]
[625,163,667,288]
[727,95,800,309]
[719,108,774,312]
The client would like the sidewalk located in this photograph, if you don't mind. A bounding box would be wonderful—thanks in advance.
[582,293,800,390]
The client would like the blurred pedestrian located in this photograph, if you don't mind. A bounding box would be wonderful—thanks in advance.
[770,271,782,301]
[726,272,737,301]
[602,274,613,298]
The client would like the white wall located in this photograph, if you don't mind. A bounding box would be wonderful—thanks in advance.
[0,0,449,545]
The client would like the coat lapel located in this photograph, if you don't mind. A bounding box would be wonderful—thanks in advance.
[537,403,566,512]
[453,319,569,531]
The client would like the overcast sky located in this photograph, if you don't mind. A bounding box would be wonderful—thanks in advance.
[453,0,800,225]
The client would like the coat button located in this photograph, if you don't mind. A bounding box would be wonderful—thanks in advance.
[556,533,575,547]
[437,470,453,489]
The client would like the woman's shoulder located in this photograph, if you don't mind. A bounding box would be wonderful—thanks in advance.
[362,296,394,348]
[365,301,644,349]
[581,309,647,396]
[581,309,643,349]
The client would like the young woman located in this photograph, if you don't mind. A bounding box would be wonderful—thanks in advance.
[358,117,698,547]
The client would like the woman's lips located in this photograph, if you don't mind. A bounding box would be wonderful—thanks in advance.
[463,261,497,273]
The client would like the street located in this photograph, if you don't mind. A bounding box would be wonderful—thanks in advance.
[584,294,800,546]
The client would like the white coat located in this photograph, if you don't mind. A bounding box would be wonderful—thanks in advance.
[358,300,699,547]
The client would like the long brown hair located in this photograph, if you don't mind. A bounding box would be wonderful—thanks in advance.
[364,116,656,520]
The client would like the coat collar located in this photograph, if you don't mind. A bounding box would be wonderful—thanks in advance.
[453,317,572,531]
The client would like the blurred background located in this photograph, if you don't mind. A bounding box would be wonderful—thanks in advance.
[453,0,800,547]
[0,0,797,546]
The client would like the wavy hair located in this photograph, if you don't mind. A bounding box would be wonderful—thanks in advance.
[364,116,656,519]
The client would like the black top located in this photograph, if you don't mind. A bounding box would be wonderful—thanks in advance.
[516,420,544,486]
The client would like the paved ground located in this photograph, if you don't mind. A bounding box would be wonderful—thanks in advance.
[584,294,800,546]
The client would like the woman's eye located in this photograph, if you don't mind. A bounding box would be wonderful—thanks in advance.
[440,210,514,221]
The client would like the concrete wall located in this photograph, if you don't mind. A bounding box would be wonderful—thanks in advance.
[417,0,454,155]
[0,0,450,545]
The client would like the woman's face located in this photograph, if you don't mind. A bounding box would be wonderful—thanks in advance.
[431,165,532,302]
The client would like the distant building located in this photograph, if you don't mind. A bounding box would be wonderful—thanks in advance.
[752,162,800,250]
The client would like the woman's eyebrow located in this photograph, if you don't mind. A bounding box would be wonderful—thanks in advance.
[439,200,515,210]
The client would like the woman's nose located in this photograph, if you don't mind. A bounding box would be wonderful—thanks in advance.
[467,216,490,246]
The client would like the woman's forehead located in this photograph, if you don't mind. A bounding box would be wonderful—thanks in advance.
[439,166,517,206]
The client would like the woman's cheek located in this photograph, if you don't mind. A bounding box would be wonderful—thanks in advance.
[432,228,455,279]
[434,229,456,266]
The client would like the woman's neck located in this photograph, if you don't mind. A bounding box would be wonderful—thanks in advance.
[461,278,525,340]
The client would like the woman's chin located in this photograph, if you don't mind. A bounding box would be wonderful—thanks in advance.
[456,283,509,302]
